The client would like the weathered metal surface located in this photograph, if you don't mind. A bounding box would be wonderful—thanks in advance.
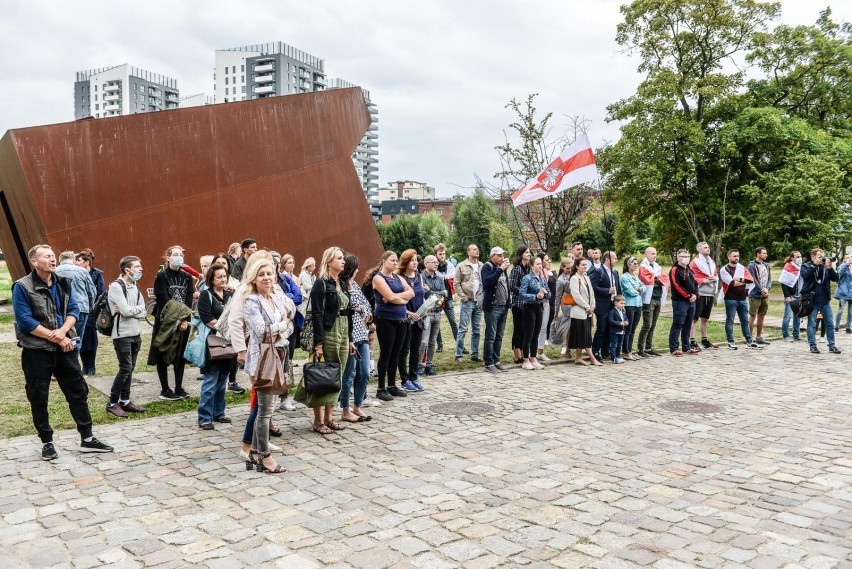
[658,400,724,414]
[429,402,496,416]
[0,88,383,286]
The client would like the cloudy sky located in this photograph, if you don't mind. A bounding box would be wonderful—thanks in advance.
[1,0,848,197]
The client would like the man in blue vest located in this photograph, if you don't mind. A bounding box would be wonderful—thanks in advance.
[13,244,113,461]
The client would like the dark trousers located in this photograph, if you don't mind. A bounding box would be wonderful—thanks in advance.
[397,321,424,381]
[511,307,524,349]
[376,318,407,389]
[111,335,141,404]
[521,303,544,359]
[669,299,695,352]
[483,305,509,366]
[288,325,301,362]
[22,348,94,443]
[592,309,611,357]
[624,306,641,353]
[155,329,189,392]
[637,299,661,351]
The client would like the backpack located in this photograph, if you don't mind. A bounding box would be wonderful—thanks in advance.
[96,280,129,336]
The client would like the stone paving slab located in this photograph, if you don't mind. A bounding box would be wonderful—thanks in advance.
[1,335,850,568]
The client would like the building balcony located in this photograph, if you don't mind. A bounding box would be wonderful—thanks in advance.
[300,80,311,90]
[104,94,120,102]
[255,74,274,83]
[314,75,327,86]
[165,92,179,102]
[104,103,120,111]
[255,84,275,94]
[103,83,120,92]
[254,63,274,73]
[299,69,310,79]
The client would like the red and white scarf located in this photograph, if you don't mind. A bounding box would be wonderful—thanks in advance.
[717,263,753,303]
[639,259,669,307]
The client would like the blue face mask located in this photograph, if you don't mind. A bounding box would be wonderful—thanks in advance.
[170,256,184,269]
[130,271,143,282]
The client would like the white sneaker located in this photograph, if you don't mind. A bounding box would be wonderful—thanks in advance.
[538,353,551,362]
[363,397,382,407]
[268,442,282,452]
[282,399,296,411]
[560,346,567,356]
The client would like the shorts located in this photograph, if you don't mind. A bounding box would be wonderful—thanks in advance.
[693,295,714,321]
[749,297,769,317]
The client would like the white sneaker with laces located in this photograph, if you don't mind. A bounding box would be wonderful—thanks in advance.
[538,353,551,362]
[282,399,297,411]
[363,397,382,407]
[268,442,282,452]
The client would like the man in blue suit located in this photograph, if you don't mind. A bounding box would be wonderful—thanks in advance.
[589,251,621,361]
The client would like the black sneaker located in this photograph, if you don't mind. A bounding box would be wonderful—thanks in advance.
[470,356,483,363]
[228,382,246,394]
[829,346,841,354]
[80,437,114,453]
[376,389,395,402]
[42,442,58,461]
[494,363,509,373]
[810,346,821,354]
[387,385,408,397]
[174,388,190,399]
[647,350,663,357]
[756,337,771,346]
[747,341,764,350]
[727,341,738,350]
[689,341,701,351]
[159,389,181,401]
[462,349,470,355]
[701,339,719,350]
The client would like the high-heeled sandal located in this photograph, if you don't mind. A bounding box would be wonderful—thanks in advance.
[257,452,286,474]
[246,450,261,471]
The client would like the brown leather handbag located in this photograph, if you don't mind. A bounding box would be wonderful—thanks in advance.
[252,329,290,395]
[206,334,236,360]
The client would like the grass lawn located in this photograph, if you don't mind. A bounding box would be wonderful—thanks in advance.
[0,261,12,302]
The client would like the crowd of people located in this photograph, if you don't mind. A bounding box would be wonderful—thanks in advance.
[11,238,847,464]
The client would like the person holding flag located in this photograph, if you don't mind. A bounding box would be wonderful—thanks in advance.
[688,242,720,351]
[636,247,668,357]
[778,250,803,342]
[719,249,762,350]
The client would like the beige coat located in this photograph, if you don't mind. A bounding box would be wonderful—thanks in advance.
[569,274,595,319]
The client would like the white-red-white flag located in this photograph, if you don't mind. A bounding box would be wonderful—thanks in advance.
[511,134,599,207]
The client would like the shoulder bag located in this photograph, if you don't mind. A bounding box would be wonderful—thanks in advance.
[251,305,290,394]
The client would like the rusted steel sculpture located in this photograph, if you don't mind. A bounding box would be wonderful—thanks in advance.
[0,87,382,286]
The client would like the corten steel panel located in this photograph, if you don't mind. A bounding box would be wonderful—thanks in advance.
[0,88,383,288]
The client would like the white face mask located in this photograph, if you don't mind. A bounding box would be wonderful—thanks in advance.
[130,271,143,282]
[169,256,184,269]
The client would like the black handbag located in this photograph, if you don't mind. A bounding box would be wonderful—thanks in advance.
[302,355,341,394]
[796,292,815,318]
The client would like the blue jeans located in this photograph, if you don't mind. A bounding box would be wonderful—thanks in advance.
[836,299,852,330]
[242,397,258,445]
[808,303,836,348]
[436,298,458,350]
[669,299,695,352]
[724,299,752,343]
[781,299,801,339]
[608,331,624,361]
[455,300,481,358]
[74,312,89,353]
[197,359,229,425]
[419,313,442,368]
[341,340,369,408]
[483,305,509,366]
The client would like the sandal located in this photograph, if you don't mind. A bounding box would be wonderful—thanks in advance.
[341,415,362,423]
[312,424,334,435]
[325,420,346,431]
[257,453,286,474]
[247,450,262,471]
[574,360,590,366]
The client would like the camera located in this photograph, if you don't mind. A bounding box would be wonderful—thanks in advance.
[826,256,837,263]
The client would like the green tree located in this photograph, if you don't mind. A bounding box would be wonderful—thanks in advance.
[376,212,450,256]
[449,188,497,258]
[602,0,780,262]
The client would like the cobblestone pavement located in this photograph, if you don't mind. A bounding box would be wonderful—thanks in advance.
[1,337,850,569]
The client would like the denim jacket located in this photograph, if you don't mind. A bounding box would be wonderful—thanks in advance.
[519,273,549,305]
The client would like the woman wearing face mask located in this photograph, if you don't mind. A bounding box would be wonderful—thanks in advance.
[146,245,195,400]
[105,256,149,418]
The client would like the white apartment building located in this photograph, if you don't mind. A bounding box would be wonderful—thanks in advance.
[214,42,326,103]
[378,181,436,202]
[328,78,379,219]
[74,64,179,119]
[180,93,213,108]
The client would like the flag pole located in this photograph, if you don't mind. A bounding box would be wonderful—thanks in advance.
[598,179,613,257]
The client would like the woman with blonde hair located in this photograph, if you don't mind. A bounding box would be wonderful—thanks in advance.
[299,257,316,318]
[243,256,295,473]
[302,247,352,434]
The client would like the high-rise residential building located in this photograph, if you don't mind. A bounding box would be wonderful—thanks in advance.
[378,181,436,202]
[329,78,379,219]
[214,41,326,103]
[74,64,179,119]
[180,93,213,108]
